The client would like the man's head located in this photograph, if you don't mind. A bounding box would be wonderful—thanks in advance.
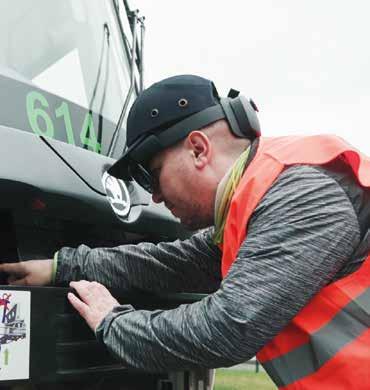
[148,119,251,229]
[108,74,260,228]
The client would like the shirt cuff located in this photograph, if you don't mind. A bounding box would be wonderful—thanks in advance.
[95,304,135,343]
[51,251,58,285]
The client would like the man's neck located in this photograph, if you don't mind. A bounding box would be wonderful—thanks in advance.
[213,145,251,223]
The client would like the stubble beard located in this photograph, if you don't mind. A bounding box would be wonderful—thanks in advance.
[180,203,214,231]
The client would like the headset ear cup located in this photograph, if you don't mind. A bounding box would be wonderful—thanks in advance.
[219,98,245,137]
[230,96,261,138]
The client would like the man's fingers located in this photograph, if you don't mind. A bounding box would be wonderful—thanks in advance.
[70,280,90,290]
[7,275,18,283]
[89,281,105,294]
[8,277,28,286]
[67,281,119,332]
[69,281,94,304]
[68,292,89,318]
[0,262,28,285]
[0,262,26,276]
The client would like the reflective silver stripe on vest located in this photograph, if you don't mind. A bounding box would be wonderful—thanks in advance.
[262,288,370,388]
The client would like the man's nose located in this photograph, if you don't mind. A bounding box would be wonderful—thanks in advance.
[152,188,163,204]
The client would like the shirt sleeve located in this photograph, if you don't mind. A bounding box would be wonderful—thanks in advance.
[95,165,361,371]
[55,228,222,294]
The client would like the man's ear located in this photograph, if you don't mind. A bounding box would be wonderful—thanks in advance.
[185,131,211,169]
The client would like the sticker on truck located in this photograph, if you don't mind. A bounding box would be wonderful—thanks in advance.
[0,290,30,381]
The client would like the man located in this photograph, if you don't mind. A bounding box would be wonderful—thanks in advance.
[1,75,369,389]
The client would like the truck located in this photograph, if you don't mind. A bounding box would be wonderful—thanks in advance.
[0,1,215,389]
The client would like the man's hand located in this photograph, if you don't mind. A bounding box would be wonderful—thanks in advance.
[0,260,53,286]
[68,280,120,332]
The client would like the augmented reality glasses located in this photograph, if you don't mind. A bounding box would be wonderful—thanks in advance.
[109,104,226,192]
[126,105,226,192]
[128,161,155,194]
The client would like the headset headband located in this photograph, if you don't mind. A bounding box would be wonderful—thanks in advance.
[108,93,261,180]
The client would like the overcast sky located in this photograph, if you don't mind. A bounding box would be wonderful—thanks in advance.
[131,0,370,154]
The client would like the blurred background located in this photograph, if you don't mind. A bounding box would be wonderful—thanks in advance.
[132,0,370,155]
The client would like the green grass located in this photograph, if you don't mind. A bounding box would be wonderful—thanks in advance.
[214,369,277,390]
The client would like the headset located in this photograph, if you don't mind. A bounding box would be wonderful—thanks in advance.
[127,91,261,165]
[108,89,261,192]
[219,88,261,139]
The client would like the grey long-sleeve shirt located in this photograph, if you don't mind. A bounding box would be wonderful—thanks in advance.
[56,164,368,372]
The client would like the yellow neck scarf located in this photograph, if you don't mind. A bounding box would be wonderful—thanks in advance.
[213,147,250,245]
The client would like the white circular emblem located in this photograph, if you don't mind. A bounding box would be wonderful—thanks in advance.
[102,172,131,217]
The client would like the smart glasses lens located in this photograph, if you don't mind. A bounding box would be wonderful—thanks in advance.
[129,162,153,193]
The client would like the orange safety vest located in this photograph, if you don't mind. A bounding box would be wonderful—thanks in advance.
[221,135,370,389]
